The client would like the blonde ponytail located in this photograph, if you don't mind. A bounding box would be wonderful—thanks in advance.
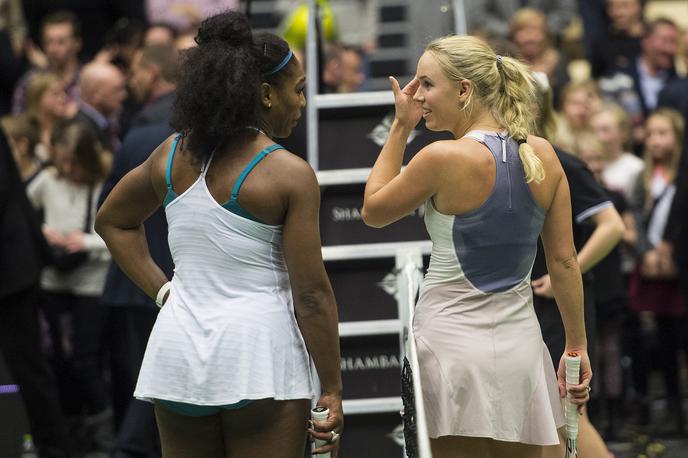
[426,36,545,183]
[490,56,544,183]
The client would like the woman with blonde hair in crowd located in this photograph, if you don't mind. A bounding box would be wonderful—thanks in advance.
[554,80,601,151]
[627,108,686,432]
[508,8,569,107]
[362,35,591,457]
[26,120,113,455]
[0,113,43,183]
[591,102,644,209]
[24,72,72,162]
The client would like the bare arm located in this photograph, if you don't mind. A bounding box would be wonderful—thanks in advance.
[362,77,439,227]
[541,169,592,407]
[533,205,624,297]
[577,205,625,274]
[94,142,169,300]
[281,161,343,453]
[541,172,586,350]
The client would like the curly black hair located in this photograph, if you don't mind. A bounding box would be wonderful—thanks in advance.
[170,11,297,163]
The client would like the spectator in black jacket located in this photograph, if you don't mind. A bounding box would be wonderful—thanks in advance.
[0,126,69,457]
[589,0,645,79]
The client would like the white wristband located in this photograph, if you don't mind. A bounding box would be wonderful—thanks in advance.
[156,281,172,308]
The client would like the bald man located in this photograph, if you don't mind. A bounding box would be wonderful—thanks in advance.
[74,61,127,152]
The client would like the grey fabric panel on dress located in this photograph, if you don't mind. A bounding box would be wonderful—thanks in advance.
[413,131,564,445]
[452,134,545,293]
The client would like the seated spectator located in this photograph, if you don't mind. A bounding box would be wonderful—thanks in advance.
[24,72,70,162]
[143,22,177,47]
[590,0,645,78]
[464,0,577,43]
[508,8,569,106]
[0,113,42,183]
[554,80,600,151]
[12,11,82,115]
[598,17,680,152]
[25,120,112,455]
[591,103,644,207]
[74,61,127,152]
[322,44,365,93]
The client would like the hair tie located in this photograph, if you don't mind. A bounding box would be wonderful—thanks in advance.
[263,50,293,76]
[496,55,505,92]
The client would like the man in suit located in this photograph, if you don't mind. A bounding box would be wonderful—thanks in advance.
[599,17,680,152]
[127,44,177,129]
[0,127,69,457]
[74,61,127,152]
[98,122,173,458]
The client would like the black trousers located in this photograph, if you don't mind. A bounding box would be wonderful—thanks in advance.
[0,286,69,457]
[109,305,160,458]
[42,291,109,416]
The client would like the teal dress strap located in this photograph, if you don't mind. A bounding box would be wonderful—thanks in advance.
[222,144,284,222]
[163,134,182,207]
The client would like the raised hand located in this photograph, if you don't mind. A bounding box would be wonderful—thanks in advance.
[389,76,422,131]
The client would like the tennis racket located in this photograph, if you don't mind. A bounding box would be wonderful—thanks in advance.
[564,353,581,458]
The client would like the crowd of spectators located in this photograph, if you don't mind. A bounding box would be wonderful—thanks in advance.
[1,1,688,457]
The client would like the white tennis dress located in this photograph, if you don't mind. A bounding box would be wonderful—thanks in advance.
[413,131,565,445]
[135,140,313,406]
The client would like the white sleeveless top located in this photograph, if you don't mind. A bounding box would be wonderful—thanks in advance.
[134,146,313,405]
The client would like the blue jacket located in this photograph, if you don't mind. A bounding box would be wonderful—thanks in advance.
[98,122,174,307]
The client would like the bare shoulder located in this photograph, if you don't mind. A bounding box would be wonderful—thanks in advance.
[148,134,179,166]
[269,148,319,193]
[147,134,180,194]
[526,135,562,175]
[412,138,474,168]
[443,137,497,175]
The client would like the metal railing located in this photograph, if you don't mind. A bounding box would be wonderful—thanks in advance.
[396,249,432,458]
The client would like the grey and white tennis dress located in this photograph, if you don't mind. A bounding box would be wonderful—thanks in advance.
[413,131,565,445]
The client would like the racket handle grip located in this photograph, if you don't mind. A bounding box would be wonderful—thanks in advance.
[311,406,331,458]
[564,354,581,440]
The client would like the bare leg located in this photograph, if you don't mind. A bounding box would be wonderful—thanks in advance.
[542,428,565,458]
[542,413,609,458]
[577,410,609,458]
[221,398,310,458]
[431,435,544,458]
[154,401,224,458]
